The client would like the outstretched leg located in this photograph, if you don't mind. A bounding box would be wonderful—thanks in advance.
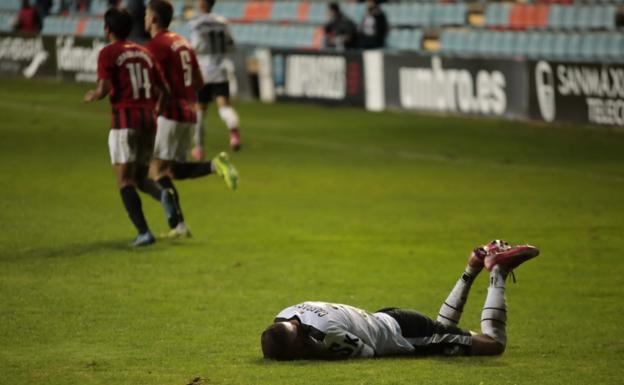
[436,246,485,326]
[471,243,540,356]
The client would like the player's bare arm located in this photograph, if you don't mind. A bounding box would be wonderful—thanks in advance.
[83,78,111,103]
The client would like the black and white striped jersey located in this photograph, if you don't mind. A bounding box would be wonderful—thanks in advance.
[275,301,415,358]
[188,13,234,83]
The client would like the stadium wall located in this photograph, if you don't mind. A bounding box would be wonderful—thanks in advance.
[2,31,622,128]
[258,48,624,128]
[0,32,255,100]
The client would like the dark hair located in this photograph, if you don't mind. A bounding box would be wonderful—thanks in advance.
[147,0,173,29]
[204,0,215,11]
[261,323,296,361]
[328,2,340,14]
[104,8,133,39]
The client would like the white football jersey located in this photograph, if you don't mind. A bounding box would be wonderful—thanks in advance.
[275,301,415,358]
[188,12,234,83]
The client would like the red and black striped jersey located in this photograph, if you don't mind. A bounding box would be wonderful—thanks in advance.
[97,39,167,129]
[145,31,200,123]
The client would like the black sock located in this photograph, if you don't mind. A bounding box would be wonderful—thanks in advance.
[137,177,162,201]
[157,176,184,223]
[172,161,212,180]
[120,186,149,234]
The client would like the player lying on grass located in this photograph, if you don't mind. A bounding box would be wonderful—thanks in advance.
[84,8,178,247]
[261,240,539,359]
[144,0,239,238]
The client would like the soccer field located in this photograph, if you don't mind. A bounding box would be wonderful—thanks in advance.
[0,77,623,385]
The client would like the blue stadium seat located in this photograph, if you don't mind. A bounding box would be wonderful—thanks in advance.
[576,6,592,30]
[560,6,578,30]
[565,33,582,61]
[552,33,568,60]
[514,31,530,57]
[307,3,326,24]
[0,2,20,12]
[485,3,511,28]
[547,4,564,30]
[271,1,298,22]
[90,0,108,16]
[342,3,365,24]
[412,3,432,27]
[580,33,599,61]
[0,13,13,32]
[83,18,104,37]
[213,2,244,20]
[607,33,624,62]
[595,32,610,60]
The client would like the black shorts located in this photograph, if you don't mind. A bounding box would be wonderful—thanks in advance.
[197,82,230,103]
[377,308,472,356]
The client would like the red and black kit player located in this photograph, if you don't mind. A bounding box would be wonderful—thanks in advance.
[84,8,178,247]
[144,0,239,238]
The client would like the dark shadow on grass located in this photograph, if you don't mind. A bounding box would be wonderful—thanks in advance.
[2,238,177,260]
[249,355,509,367]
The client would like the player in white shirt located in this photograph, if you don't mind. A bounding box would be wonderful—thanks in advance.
[261,240,539,360]
[189,0,242,155]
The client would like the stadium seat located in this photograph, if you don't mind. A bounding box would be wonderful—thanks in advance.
[509,4,528,30]
[564,33,582,60]
[607,33,624,62]
[342,3,365,25]
[560,5,577,30]
[547,4,564,29]
[576,5,592,30]
[579,33,598,60]
[89,0,108,16]
[213,1,245,20]
[0,13,13,32]
[243,1,273,22]
[307,2,326,24]
[485,3,512,28]
[552,32,568,59]
[510,31,529,56]
[270,1,298,22]
[0,2,20,12]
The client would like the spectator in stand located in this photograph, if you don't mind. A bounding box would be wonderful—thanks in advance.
[358,0,388,49]
[13,0,42,33]
[108,0,124,10]
[324,2,358,51]
[35,0,52,17]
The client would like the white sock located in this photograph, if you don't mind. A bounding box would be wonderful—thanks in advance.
[480,265,508,347]
[218,106,240,130]
[437,265,482,326]
[194,109,205,149]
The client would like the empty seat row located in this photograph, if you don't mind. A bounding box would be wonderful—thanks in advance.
[387,28,424,51]
[440,29,623,62]
[486,3,617,30]
[229,23,320,49]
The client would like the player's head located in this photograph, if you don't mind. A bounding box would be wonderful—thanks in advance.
[261,321,304,360]
[104,7,133,40]
[145,0,173,31]
[366,0,379,10]
[198,0,215,13]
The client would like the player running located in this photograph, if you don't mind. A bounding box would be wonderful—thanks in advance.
[144,0,238,238]
[84,8,178,247]
[189,0,243,154]
[261,240,540,359]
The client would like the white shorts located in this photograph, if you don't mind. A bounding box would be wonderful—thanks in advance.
[108,128,154,165]
[153,116,193,162]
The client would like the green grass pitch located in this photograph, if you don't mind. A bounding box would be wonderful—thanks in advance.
[1,77,623,385]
